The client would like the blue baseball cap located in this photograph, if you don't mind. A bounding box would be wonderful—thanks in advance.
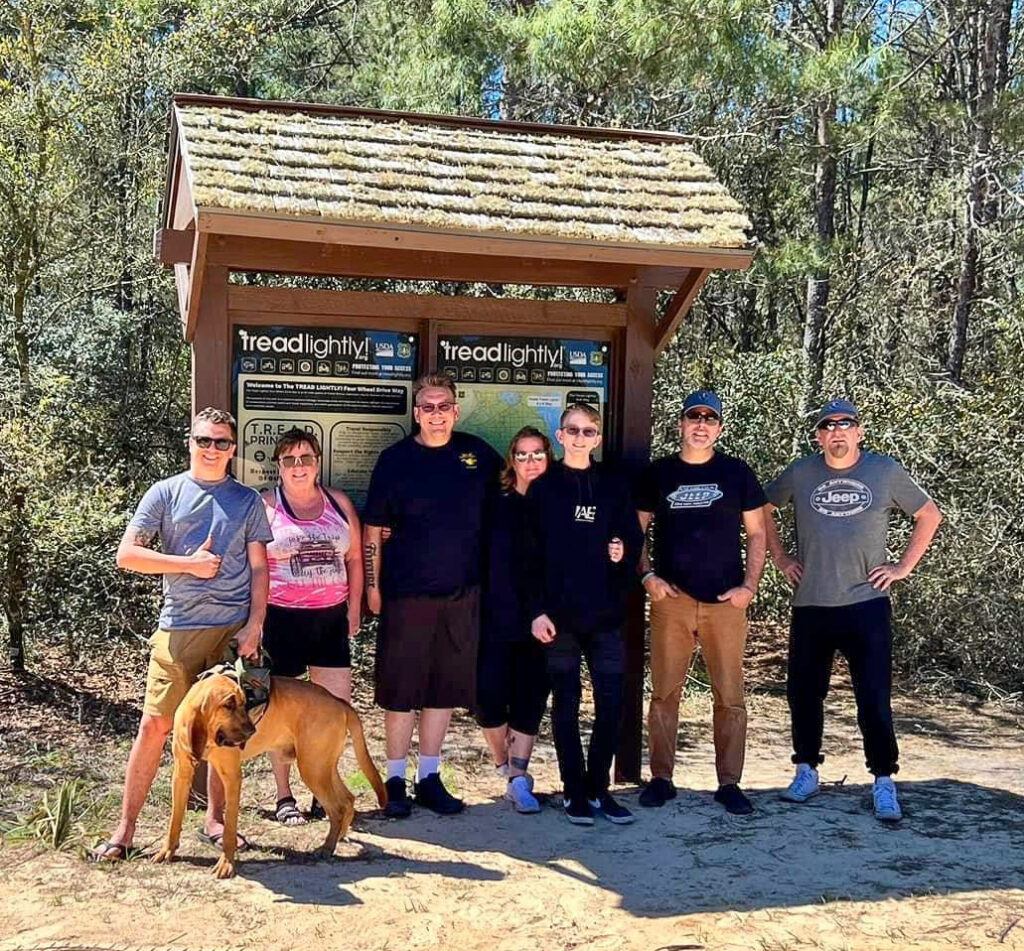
[682,389,723,418]
[815,398,860,428]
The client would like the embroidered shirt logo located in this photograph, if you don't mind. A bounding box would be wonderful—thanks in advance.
[574,505,597,522]
[667,483,724,509]
[810,478,873,517]
[459,452,478,470]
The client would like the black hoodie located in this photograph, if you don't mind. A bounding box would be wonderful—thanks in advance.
[524,461,643,636]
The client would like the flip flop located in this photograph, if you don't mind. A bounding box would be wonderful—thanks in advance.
[87,840,133,863]
[275,796,307,826]
[198,829,250,852]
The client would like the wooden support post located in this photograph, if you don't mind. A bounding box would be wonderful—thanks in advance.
[190,266,231,415]
[615,283,659,784]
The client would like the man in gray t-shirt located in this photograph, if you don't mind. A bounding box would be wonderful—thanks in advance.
[91,407,273,863]
[764,399,942,823]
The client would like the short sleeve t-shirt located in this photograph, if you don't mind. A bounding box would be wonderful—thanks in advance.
[765,451,931,608]
[129,472,273,630]
[636,452,767,603]
[363,431,502,599]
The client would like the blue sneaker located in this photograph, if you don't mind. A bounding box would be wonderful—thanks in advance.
[588,792,635,825]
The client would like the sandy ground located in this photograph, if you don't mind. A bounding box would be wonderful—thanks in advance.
[1,643,1022,951]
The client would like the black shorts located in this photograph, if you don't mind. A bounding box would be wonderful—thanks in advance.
[263,601,351,677]
[375,588,479,711]
[475,637,550,734]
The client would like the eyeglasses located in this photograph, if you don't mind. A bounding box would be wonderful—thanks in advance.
[684,411,721,424]
[279,454,318,468]
[562,425,599,438]
[817,418,858,431]
[513,450,547,463]
[192,435,235,451]
[416,401,455,414]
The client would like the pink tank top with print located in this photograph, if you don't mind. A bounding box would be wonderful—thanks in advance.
[267,487,350,609]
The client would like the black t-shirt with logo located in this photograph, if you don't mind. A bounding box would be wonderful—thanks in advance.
[635,452,767,603]
[363,431,502,599]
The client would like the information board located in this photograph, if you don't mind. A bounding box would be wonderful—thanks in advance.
[437,334,610,457]
[232,326,418,507]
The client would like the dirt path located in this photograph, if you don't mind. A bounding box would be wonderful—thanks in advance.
[1,647,1022,951]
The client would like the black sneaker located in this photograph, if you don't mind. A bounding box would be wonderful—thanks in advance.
[638,777,677,808]
[563,798,595,826]
[588,792,636,825]
[714,783,754,816]
[384,777,412,819]
[414,773,464,815]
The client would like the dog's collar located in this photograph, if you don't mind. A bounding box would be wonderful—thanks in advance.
[199,656,271,724]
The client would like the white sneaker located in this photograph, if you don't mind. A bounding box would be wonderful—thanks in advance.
[873,776,902,822]
[506,775,541,814]
[780,763,819,802]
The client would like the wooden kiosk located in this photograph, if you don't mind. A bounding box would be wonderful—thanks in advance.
[156,94,754,780]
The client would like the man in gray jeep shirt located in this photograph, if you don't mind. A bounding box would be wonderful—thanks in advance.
[764,399,942,823]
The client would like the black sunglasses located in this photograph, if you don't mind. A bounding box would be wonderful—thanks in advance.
[684,410,720,423]
[817,418,858,431]
[192,435,236,451]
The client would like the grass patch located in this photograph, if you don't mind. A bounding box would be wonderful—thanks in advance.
[4,779,116,852]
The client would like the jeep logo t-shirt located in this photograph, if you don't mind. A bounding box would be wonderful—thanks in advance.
[636,452,767,603]
[766,451,930,607]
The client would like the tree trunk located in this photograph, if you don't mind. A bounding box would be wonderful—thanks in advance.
[797,0,842,441]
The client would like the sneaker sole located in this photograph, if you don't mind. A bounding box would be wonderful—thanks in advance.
[874,811,902,823]
[779,788,819,803]
[598,813,636,825]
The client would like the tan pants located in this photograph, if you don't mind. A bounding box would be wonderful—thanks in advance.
[648,592,748,785]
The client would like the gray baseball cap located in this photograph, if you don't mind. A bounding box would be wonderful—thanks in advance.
[815,398,860,428]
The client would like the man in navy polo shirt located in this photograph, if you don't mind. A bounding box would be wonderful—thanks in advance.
[363,373,501,818]
[765,399,942,822]
[635,390,767,815]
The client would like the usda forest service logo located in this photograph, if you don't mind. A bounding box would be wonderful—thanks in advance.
[667,484,723,509]
[459,452,478,470]
[810,478,873,517]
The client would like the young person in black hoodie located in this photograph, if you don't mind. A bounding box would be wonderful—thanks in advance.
[526,403,644,826]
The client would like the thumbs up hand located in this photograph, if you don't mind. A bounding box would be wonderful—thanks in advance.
[187,535,222,578]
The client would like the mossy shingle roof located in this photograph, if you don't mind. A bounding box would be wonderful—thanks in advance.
[175,102,753,251]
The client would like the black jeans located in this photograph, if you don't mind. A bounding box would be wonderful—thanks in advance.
[788,598,899,776]
[546,627,625,802]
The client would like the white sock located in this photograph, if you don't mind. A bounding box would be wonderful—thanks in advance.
[387,758,406,782]
[418,755,440,780]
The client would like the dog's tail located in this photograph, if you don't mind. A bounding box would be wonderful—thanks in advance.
[346,708,388,809]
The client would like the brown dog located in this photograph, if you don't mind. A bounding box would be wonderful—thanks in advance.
[153,674,387,878]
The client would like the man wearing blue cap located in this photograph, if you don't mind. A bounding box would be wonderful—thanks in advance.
[635,390,767,814]
[764,399,942,822]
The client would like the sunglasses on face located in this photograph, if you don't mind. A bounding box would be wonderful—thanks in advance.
[416,401,455,414]
[684,411,720,424]
[279,454,318,468]
[817,418,858,432]
[192,435,235,451]
[513,450,547,463]
[562,425,599,438]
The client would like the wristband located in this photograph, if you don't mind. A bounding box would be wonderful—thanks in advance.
[641,571,657,585]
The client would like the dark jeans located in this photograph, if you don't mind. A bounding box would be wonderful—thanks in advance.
[788,597,899,776]
[546,627,625,802]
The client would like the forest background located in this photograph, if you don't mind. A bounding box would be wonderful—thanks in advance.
[1,0,1021,694]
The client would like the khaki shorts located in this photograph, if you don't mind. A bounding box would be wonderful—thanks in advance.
[143,622,244,719]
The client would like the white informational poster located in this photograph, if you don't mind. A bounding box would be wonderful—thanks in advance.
[232,326,418,508]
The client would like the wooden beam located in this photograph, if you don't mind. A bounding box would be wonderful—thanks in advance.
[173,263,190,328]
[654,268,711,355]
[614,282,659,785]
[191,266,230,415]
[227,285,627,327]
[197,211,756,272]
[155,227,193,265]
[183,231,209,342]
[206,234,691,288]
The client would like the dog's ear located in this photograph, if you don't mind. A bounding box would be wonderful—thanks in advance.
[174,688,210,768]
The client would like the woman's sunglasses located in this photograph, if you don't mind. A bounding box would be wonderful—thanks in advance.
[278,454,319,468]
[513,450,547,463]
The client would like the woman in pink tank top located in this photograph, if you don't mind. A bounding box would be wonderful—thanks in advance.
[260,427,363,825]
